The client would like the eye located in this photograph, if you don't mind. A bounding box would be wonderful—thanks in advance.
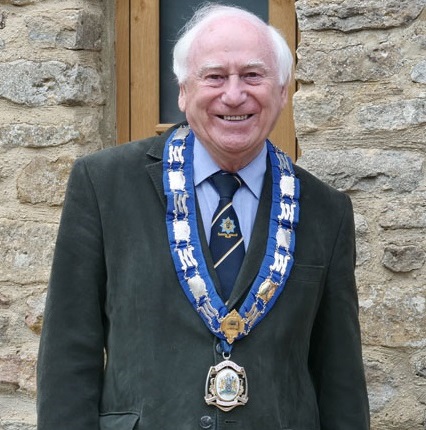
[204,74,226,86]
[242,72,263,84]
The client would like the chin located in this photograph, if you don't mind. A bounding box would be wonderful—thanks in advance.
[219,140,251,153]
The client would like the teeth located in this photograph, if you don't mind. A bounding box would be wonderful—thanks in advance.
[222,115,249,121]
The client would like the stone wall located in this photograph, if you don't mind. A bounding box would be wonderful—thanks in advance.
[0,0,424,429]
[0,0,114,427]
[295,1,426,429]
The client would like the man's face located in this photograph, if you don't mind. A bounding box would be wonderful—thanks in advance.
[178,17,288,171]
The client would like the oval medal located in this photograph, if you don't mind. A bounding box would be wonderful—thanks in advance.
[215,368,240,402]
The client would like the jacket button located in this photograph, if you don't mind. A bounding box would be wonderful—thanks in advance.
[200,415,214,429]
[215,343,223,354]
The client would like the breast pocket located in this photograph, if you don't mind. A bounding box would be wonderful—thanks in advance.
[99,412,140,430]
[289,264,324,284]
[280,264,325,327]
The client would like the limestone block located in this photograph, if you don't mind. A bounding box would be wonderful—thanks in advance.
[0,307,20,347]
[0,394,36,430]
[411,60,426,84]
[354,212,371,266]
[297,37,401,83]
[382,245,425,272]
[0,284,45,347]
[411,351,426,381]
[0,154,18,182]
[293,88,344,133]
[380,194,426,229]
[0,60,104,107]
[296,149,423,193]
[364,349,398,413]
[17,156,74,206]
[0,123,81,149]
[296,0,425,32]
[355,212,369,235]
[0,354,19,390]
[359,283,426,347]
[358,98,426,131]
[0,292,11,308]
[364,347,426,428]
[0,219,57,284]
[1,0,43,4]
[26,9,102,51]
[25,291,46,335]
[413,28,426,51]
[0,315,9,341]
[0,350,37,394]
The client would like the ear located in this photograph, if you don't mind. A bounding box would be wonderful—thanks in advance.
[280,84,289,109]
[178,84,187,112]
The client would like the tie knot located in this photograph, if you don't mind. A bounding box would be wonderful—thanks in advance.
[210,171,242,200]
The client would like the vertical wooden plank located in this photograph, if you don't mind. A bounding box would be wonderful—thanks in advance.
[130,0,159,141]
[115,0,130,144]
[269,0,297,160]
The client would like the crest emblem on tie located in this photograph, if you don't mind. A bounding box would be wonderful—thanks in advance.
[219,217,238,238]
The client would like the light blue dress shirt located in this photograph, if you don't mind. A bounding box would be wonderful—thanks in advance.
[193,137,267,250]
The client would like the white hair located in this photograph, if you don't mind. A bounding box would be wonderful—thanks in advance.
[173,3,294,86]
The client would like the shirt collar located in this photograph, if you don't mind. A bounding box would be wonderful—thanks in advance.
[193,137,267,200]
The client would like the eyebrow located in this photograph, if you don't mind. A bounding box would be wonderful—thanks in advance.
[245,60,269,71]
[197,62,223,77]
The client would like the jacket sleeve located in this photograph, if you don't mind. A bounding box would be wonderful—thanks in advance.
[37,158,106,429]
[308,195,370,429]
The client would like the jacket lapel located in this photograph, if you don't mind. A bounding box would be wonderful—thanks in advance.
[227,163,272,308]
[145,125,181,208]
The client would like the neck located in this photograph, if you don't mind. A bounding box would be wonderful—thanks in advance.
[210,148,264,174]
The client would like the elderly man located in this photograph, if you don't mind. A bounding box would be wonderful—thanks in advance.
[37,4,370,430]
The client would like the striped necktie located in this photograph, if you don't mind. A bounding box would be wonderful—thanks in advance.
[209,171,245,301]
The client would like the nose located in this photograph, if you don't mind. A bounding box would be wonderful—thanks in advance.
[221,75,247,107]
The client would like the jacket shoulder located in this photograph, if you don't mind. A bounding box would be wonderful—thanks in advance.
[293,163,352,222]
[294,164,350,202]
[76,122,186,171]
[79,134,164,169]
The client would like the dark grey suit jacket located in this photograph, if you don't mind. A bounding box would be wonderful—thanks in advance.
[37,126,370,429]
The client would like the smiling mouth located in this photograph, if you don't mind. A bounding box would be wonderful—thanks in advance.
[219,115,252,121]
